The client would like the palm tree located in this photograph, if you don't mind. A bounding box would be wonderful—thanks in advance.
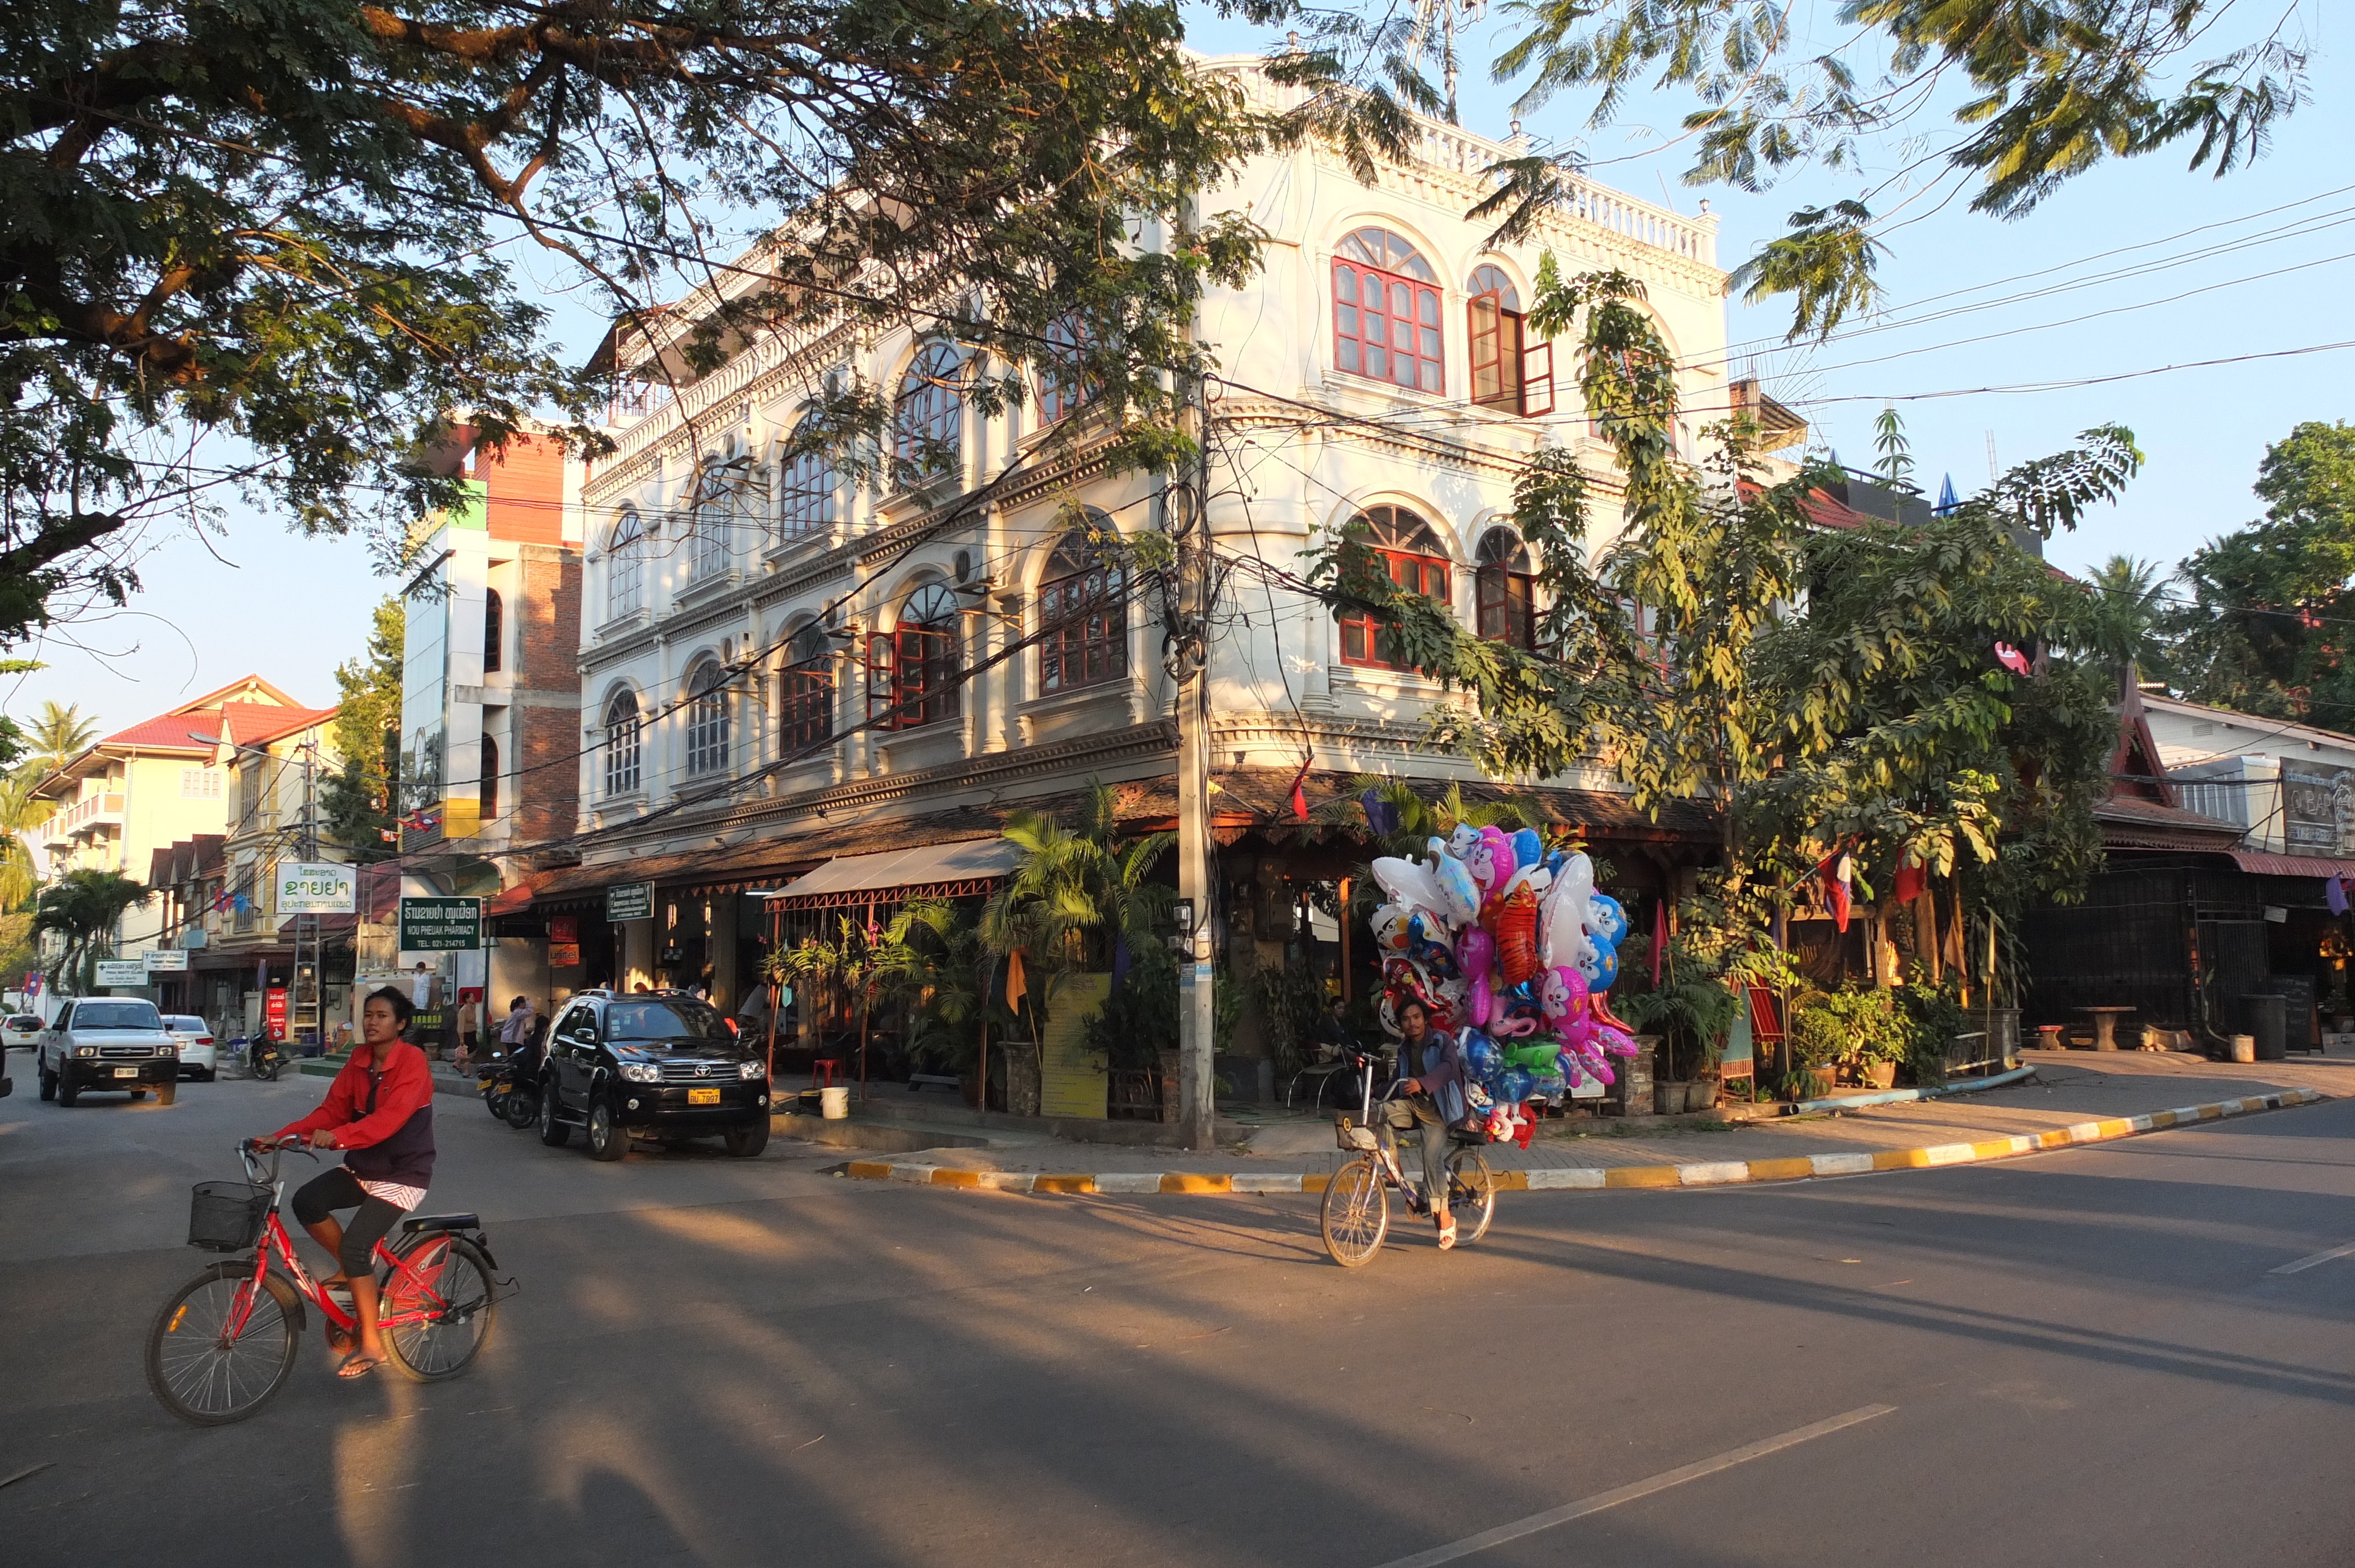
[30,869,150,992]
[21,702,98,780]
[0,776,52,911]
[2081,554,2176,684]
[978,779,1173,978]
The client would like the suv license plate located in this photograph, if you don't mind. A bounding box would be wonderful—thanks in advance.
[687,1087,721,1106]
[114,1067,140,1078]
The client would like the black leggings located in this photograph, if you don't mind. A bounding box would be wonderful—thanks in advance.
[291,1168,407,1278]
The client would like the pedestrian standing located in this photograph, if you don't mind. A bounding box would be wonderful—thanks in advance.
[497,995,532,1058]
[455,992,480,1072]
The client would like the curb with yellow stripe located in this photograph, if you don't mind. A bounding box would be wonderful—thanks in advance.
[831,1088,2329,1197]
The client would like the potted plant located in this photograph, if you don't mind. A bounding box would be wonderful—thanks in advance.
[1622,975,1739,1114]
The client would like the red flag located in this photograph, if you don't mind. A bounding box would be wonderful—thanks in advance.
[1992,641,2031,675]
[1286,750,1314,821]
[1814,850,1853,933]
[1892,853,1925,906]
[1650,898,1667,987]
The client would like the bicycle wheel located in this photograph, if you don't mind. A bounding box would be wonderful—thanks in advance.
[378,1233,497,1382]
[1446,1148,1498,1246]
[145,1262,302,1426]
[1319,1155,1389,1268]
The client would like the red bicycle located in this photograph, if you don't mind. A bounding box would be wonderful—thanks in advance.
[145,1139,502,1425]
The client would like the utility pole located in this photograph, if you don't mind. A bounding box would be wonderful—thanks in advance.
[296,735,320,1049]
[1173,363,1216,1150]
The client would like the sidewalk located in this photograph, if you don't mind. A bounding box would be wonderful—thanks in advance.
[824,1048,2350,1195]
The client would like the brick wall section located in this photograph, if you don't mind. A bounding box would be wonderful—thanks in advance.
[516,542,582,845]
[476,434,567,546]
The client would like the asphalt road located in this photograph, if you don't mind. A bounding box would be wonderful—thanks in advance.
[4,1055,2354,1567]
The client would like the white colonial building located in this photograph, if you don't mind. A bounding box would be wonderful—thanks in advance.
[506,61,1756,1097]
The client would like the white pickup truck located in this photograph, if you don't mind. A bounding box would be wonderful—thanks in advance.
[37,997,183,1107]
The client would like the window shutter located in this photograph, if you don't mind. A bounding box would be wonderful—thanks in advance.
[865,632,895,729]
[1521,341,1555,417]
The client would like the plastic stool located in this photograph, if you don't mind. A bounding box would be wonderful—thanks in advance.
[812,1059,844,1089]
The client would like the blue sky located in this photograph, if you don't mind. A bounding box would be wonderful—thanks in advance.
[10,5,2347,737]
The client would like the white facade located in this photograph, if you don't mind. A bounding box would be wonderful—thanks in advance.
[566,64,1732,938]
[2151,693,2355,857]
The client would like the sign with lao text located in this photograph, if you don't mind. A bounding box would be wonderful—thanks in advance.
[276,860,357,915]
[142,949,189,973]
[399,896,482,952]
[94,959,150,988]
[605,881,654,922]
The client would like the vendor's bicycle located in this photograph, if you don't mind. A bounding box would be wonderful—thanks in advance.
[1319,1052,1497,1267]
[144,1138,503,1425]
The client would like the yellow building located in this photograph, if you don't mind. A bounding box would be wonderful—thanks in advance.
[32,676,326,987]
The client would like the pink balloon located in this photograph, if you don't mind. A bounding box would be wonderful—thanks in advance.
[1458,927,1494,982]
[1468,973,1493,1028]
[1563,1014,1595,1048]
[1595,1025,1638,1059]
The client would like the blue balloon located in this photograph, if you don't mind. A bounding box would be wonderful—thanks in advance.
[1463,1031,1502,1081]
[1500,1066,1536,1104]
[1528,1070,1567,1100]
[1584,947,1619,991]
[1512,828,1544,872]
[1587,893,1630,945]
[1543,848,1569,877]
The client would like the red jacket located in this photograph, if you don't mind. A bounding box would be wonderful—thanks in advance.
[274,1041,437,1186]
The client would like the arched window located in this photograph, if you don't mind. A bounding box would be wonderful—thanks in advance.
[775,422,837,544]
[1332,228,1442,394]
[606,509,645,619]
[685,659,732,775]
[1338,505,1450,670]
[482,589,504,674]
[685,462,732,582]
[868,582,961,730]
[1038,521,1127,694]
[894,343,964,485]
[603,689,642,796]
[1037,317,1092,426]
[479,732,500,821]
[1475,528,1536,650]
[778,621,835,752]
[1468,264,1554,417]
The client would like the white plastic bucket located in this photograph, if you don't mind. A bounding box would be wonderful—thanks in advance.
[820,1085,851,1119]
[2229,1034,2257,1064]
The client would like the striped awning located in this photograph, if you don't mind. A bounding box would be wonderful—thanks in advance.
[764,838,1019,912]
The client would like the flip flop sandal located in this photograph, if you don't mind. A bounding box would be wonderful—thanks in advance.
[1435,1217,1458,1251]
[336,1352,384,1380]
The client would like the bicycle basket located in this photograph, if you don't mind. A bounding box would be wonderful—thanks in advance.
[1334,1115,1379,1152]
[187,1181,273,1252]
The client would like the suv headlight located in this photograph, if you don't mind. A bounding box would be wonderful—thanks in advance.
[160,1041,180,1055]
[74,1044,97,1058]
[619,1062,660,1083]
[738,1059,765,1080]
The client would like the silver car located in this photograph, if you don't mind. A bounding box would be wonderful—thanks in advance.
[37,998,182,1106]
[162,1015,219,1081]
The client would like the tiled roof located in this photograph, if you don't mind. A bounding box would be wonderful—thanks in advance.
[98,707,225,752]
[217,702,337,748]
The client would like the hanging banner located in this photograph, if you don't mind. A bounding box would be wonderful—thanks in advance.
[1037,972,1111,1121]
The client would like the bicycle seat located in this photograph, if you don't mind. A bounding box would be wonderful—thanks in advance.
[399,1212,480,1235]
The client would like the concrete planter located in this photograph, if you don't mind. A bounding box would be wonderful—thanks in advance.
[1003,1044,1041,1118]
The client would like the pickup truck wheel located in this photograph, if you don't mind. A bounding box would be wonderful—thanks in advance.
[38,1065,55,1101]
[723,1119,771,1159]
[155,1079,177,1107]
[585,1095,629,1161]
[536,1079,570,1147]
[58,1073,78,1107]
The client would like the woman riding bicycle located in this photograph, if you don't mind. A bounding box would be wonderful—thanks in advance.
[257,985,435,1381]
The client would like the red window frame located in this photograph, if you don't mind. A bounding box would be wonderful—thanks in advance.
[1475,531,1536,650]
[867,586,961,730]
[1336,506,1451,671]
[1038,556,1127,694]
[1332,265,1444,394]
[1468,267,1555,418]
[778,632,834,752]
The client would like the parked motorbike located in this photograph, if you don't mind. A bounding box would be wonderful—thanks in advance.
[479,1041,538,1130]
[245,1032,283,1082]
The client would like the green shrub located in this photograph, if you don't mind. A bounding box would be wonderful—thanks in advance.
[1789,986,1908,1078]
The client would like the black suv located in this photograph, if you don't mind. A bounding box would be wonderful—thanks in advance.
[536,990,771,1161]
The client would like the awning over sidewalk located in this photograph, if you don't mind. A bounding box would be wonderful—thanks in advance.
[766,838,1020,912]
[2230,850,2355,879]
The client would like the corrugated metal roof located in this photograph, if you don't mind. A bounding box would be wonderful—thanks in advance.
[2230,851,2355,879]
